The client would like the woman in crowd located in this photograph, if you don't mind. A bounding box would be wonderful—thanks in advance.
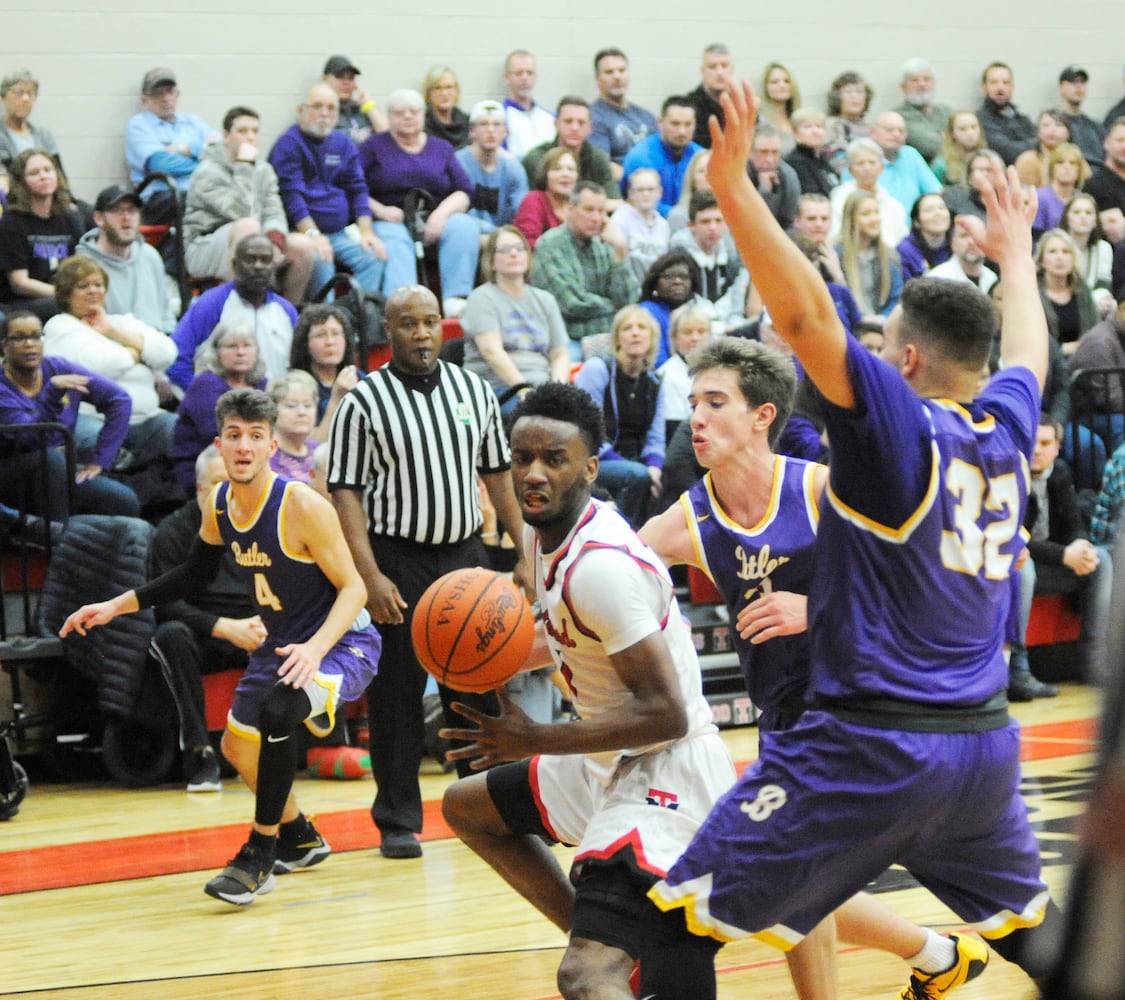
[667,149,711,233]
[0,71,62,175]
[574,304,668,529]
[785,108,838,196]
[0,149,84,320]
[824,71,874,172]
[460,225,570,413]
[170,323,266,488]
[1016,109,1090,188]
[267,369,319,482]
[422,66,469,149]
[637,250,704,366]
[828,137,907,246]
[758,62,801,157]
[1036,228,1099,354]
[512,147,577,247]
[932,110,986,185]
[43,256,176,462]
[897,192,952,279]
[1034,142,1088,232]
[288,303,359,442]
[656,302,712,441]
[360,88,477,313]
[1061,193,1116,311]
[943,148,1005,224]
[837,189,903,321]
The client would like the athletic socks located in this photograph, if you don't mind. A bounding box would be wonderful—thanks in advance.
[907,928,957,974]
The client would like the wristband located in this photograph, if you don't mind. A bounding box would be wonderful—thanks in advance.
[360,100,377,114]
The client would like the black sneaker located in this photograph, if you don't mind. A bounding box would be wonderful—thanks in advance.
[1009,670,1059,702]
[204,840,276,905]
[273,814,331,874]
[380,830,423,859]
[185,746,222,793]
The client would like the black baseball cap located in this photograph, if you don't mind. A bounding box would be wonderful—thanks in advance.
[323,55,360,76]
[1059,65,1088,83]
[95,185,142,212]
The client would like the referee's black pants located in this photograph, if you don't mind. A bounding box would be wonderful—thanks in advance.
[366,533,500,836]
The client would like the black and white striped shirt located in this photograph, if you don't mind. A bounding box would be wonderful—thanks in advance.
[327,361,510,546]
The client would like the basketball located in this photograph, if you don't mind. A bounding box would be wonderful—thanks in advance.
[411,568,536,693]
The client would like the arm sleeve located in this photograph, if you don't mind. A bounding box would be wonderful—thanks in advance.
[135,535,224,610]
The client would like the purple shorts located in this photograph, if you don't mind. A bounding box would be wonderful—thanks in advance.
[229,625,381,739]
[649,710,1049,948]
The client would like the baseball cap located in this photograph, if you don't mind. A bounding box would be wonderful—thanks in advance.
[1059,65,1088,83]
[469,99,505,124]
[141,67,177,95]
[323,55,360,77]
[95,185,142,212]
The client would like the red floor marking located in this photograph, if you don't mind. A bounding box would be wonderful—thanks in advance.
[0,715,1099,897]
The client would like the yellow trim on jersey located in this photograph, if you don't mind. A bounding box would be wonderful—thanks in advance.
[277,481,315,563]
[826,440,941,543]
[929,397,997,433]
[228,471,276,532]
[973,890,1050,939]
[303,671,343,738]
[680,489,714,581]
[704,457,784,535]
[801,462,821,529]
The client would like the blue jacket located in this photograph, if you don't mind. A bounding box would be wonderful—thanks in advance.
[622,134,704,218]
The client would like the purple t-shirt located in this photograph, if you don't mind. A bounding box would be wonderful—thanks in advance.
[358,131,473,208]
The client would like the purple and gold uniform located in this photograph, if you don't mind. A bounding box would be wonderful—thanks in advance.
[210,473,380,737]
[683,458,820,731]
[651,337,1050,949]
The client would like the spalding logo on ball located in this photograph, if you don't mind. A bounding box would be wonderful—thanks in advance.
[411,567,536,693]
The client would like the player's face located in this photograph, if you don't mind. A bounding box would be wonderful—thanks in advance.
[216,416,276,484]
[1031,425,1061,473]
[385,291,443,375]
[509,416,597,543]
[688,368,757,468]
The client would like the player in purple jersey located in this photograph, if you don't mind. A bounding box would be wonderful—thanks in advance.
[648,81,1062,998]
[61,388,380,906]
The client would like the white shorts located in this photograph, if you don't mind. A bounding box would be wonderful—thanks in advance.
[531,731,736,877]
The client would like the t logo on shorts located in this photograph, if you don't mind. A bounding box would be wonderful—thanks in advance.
[740,784,787,822]
[646,788,680,810]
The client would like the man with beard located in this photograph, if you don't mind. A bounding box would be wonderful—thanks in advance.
[622,96,703,218]
[589,48,657,180]
[893,58,953,165]
[930,221,997,293]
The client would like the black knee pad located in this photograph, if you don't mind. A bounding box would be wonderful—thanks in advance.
[987,898,1063,981]
[637,901,722,1000]
[257,683,312,740]
[570,862,651,958]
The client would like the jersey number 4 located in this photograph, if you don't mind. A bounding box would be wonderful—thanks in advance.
[940,459,1020,579]
[254,572,283,611]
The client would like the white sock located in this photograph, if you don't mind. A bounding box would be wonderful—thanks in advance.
[907,929,957,974]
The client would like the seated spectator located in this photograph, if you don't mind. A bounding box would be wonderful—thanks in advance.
[1090,438,1125,549]
[893,58,953,165]
[0,70,63,177]
[748,122,800,229]
[267,369,318,481]
[459,225,569,414]
[758,62,801,157]
[638,250,706,365]
[868,110,942,214]
[943,148,1006,225]
[622,96,703,218]
[1061,193,1116,311]
[828,138,908,246]
[785,108,838,197]
[656,302,711,439]
[0,149,85,320]
[667,149,710,233]
[322,54,387,144]
[76,186,176,333]
[670,191,754,336]
[501,50,556,160]
[897,191,952,279]
[456,100,529,238]
[1015,109,1089,187]
[1086,119,1125,246]
[976,61,1036,165]
[148,444,264,792]
[125,68,220,221]
[168,233,298,388]
[288,304,359,442]
[268,83,388,299]
[686,44,734,149]
[792,193,846,285]
[0,309,139,520]
[1070,298,1125,450]
[423,66,469,149]
[574,304,667,528]
[929,220,997,294]
[529,181,638,360]
[521,97,620,205]
[1011,415,1112,691]
[44,256,177,462]
[1037,228,1099,355]
[790,232,862,335]
[855,320,885,355]
[170,323,266,488]
[512,146,576,248]
[1035,143,1088,232]
[836,189,904,321]
[588,48,658,179]
[360,88,478,315]
[932,110,986,186]
[1057,65,1106,167]
[613,168,670,281]
[824,71,874,173]
[183,106,315,306]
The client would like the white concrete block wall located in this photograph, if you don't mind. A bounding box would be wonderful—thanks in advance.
[1,1,1122,202]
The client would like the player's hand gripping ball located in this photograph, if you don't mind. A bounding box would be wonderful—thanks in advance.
[411,567,535,693]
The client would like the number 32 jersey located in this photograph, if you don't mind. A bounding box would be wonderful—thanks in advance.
[810,337,1039,706]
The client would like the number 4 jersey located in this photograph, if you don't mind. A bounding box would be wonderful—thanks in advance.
[809,337,1040,706]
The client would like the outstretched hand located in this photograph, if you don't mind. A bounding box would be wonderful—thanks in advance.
[955,162,1037,266]
[59,600,119,638]
[439,689,539,770]
[707,80,759,195]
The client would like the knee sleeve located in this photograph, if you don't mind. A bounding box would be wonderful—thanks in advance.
[258,683,312,740]
[637,899,722,1000]
[986,898,1063,981]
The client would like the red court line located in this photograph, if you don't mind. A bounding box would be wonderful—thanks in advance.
[0,716,1099,897]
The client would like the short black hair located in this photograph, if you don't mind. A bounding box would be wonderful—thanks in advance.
[215,387,277,432]
[898,277,996,370]
[661,94,694,117]
[0,308,39,339]
[640,250,700,301]
[511,382,605,456]
[222,105,259,132]
[593,48,627,72]
[555,94,589,115]
[688,190,719,221]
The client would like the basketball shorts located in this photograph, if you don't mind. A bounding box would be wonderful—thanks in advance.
[228,621,381,739]
[649,710,1050,949]
[528,731,736,878]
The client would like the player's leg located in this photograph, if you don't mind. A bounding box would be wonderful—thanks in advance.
[783,914,837,1000]
[442,759,576,932]
[633,893,723,1000]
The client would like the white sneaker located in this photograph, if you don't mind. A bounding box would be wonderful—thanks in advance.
[442,296,467,319]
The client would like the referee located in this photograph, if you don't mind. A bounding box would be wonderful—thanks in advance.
[328,284,529,860]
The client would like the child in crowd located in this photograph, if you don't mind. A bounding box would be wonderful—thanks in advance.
[613,167,671,282]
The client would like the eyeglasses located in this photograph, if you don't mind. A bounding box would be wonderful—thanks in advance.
[4,332,43,343]
[494,244,528,256]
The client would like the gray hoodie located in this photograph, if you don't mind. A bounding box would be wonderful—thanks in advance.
[75,230,176,334]
[182,143,288,245]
